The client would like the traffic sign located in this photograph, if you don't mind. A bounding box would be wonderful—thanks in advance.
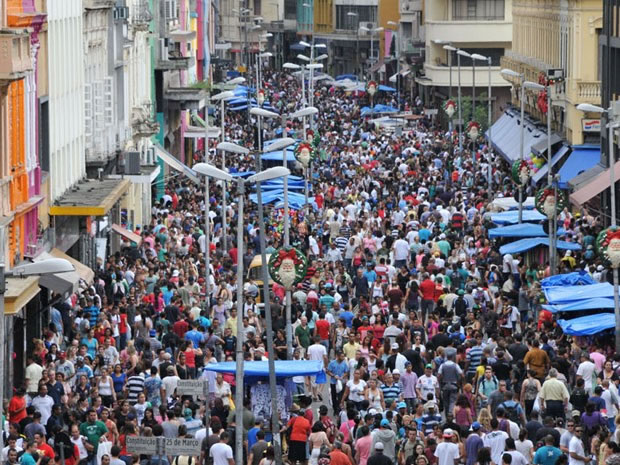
[176,379,206,396]
[126,437,159,455]
[164,438,202,456]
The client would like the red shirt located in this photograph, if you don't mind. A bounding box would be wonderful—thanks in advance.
[8,395,26,423]
[287,415,311,442]
[173,320,189,339]
[419,279,436,300]
[330,450,352,465]
[315,319,330,340]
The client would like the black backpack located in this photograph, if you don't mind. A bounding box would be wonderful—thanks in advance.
[454,297,467,316]
[502,402,521,424]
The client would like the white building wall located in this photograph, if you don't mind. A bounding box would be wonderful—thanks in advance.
[48,0,86,202]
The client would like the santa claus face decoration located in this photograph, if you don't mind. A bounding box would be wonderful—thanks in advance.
[294,142,313,168]
[596,227,620,268]
[467,122,480,140]
[366,81,378,97]
[444,100,457,118]
[535,187,567,217]
[511,160,531,186]
[257,90,265,106]
[268,246,309,290]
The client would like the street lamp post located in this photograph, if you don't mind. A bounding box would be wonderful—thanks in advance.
[387,21,400,106]
[443,45,457,140]
[0,258,76,451]
[193,163,291,465]
[359,26,384,80]
[347,11,359,76]
[472,53,490,190]
[456,50,470,155]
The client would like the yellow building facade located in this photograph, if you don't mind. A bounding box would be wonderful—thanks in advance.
[501,0,603,145]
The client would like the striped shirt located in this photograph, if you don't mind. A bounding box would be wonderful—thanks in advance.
[334,236,349,253]
[126,374,145,404]
[466,345,484,374]
[381,382,402,403]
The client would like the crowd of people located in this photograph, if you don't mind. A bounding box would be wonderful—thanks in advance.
[4,66,620,465]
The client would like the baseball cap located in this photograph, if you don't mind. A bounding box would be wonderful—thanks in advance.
[571,410,581,418]
[425,364,433,369]
[471,422,481,431]
[375,442,384,451]
[443,428,454,438]
[59,352,66,358]
[380,419,390,427]
[393,369,400,375]
[391,342,400,350]
[397,402,407,409]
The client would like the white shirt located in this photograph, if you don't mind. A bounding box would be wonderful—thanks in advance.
[507,450,528,465]
[393,239,410,260]
[307,343,327,362]
[416,374,439,401]
[70,435,89,460]
[568,436,586,465]
[576,361,597,391]
[346,379,367,402]
[210,442,233,465]
[434,441,459,465]
[31,395,55,425]
[483,430,509,465]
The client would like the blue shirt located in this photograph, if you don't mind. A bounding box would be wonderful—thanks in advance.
[185,329,204,348]
[533,446,562,465]
[418,229,431,242]
[247,427,260,450]
[340,311,354,328]
[363,270,377,284]
[86,306,100,327]
[20,453,36,465]
[465,434,483,465]
[327,360,348,384]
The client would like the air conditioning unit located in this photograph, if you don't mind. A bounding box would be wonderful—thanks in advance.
[366,22,376,29]
[125,151,141,175]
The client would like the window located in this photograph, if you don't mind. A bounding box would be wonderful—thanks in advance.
[452,0,504,20]
[284,0,296,19]
[335,5,377,30]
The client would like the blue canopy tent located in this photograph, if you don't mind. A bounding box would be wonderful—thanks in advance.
[204,360,326,383]
[261,150,296,162]
[230,171,256,178]
[498,238,581,255]
[541,272,596,289]
[488,223,565,238]
[558,313,615,336]
[543,298,615,313]
[378,85,397,92]
[229,103,278,112]
[544,282,614,303]
[491,210,547,225]
[361,105,399,116]
[336,74,357,81]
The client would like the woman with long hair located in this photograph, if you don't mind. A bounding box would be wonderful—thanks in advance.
[453,394,473,434]
[308,422,330,465]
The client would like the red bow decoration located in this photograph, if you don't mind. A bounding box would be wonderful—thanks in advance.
[602,229,620,247]
[541,188,554,199]
[307,129,315,138]
[273,248,302,267]
[537,90,548,114]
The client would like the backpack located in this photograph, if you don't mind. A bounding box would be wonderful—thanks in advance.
[454,297,467,316]
[502,401,521,424]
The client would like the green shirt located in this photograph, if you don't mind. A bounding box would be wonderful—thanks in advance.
[295,325,311,349]
[79,420,108,451]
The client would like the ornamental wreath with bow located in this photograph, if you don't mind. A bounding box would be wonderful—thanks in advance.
[511,160,531,186]
[257,89,266,105]
[535,186,567,217]
[596,227,620,268]
[294,142,315,168]
[466,121,481,139]
[268,246,309,290]
[366,80,378,96]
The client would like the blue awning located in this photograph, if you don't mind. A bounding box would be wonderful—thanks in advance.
[336,74,357,81]
[541,271,596,289]
[558,145,601,188]
[361,104,399,116]
[498,237,582,255]
[261,149,296,161]
[491,209,547,225]
[532,144,571,184]
[558,313,615,336]
[543,298,615,313]
[204,360,326,383]
[378,85,396,92]
[488,223,565,238]
[544,282,614,303]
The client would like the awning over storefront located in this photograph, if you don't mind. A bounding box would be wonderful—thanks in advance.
[531,134,562,156]
[49,179,130,216]
[570,159,620,205]
[33,251,80,296]
[557,146,601,188]
[486,110,546,162]
[532,144,571,184]
[4,276,40,315]
[154,144,201,185]
[49,248,94,285]
[111,224,142,245]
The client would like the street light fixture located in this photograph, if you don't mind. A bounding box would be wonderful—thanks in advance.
[283,62,301,69]
[225,77,246,85]
[297,54,311,62]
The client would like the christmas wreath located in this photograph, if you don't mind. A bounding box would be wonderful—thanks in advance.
[444,100,457,118]
[366,80,378,96]
[257,89,266,106]
[268,246,309,289]
[534,186,567,217]
[466,121,481,140]
[294,142,315,168]
[511,160,531,186]
[596,227,620,268]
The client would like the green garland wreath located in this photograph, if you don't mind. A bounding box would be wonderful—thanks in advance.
[535,186,568,217]
[511,160,531,186]
[268,246,309,289]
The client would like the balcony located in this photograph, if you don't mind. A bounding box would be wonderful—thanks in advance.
[419,64,512,88]
[0,30,31,81]
[155,55,195,71]
[576,81,601,105]
[131,104,160,137]
[131,0,152,30]
[426,20,511,45]
[164,87,207,111]
[84,0,115,9]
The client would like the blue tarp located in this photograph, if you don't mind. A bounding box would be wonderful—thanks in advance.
[491,210,547,225]
[336,74,357,81]
[204,360,326,383]
[229,103,278,112]
[261,150,296,161]
[544,282,614,303]
[558,313,615,336]
[558,146,601,188]
[543,298,615,313]
[230,171,256,178]
[489,223,566,238]
[378,85,397,92]
[498,238,582,255]
[361,105,399,116]
[541,271,596,289]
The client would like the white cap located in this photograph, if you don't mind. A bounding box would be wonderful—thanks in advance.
[375,442,384,450]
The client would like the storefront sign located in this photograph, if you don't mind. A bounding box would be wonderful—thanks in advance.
[582,119,601,132]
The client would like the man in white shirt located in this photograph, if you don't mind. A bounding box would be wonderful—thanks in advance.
[568,426,588,465]
[601,379,619,431]
[30,385,55,426]
[576,352,597,393]
[307,335,328,400]
[483,419,509,465]
[210,432,234,465]
[393,232,410,268]
[415,364,439,402]
[434,429,460,465]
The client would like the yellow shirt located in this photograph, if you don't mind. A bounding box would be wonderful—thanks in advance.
[343,342,361,360]
[225,316,238,337]
[540,378,569,401]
